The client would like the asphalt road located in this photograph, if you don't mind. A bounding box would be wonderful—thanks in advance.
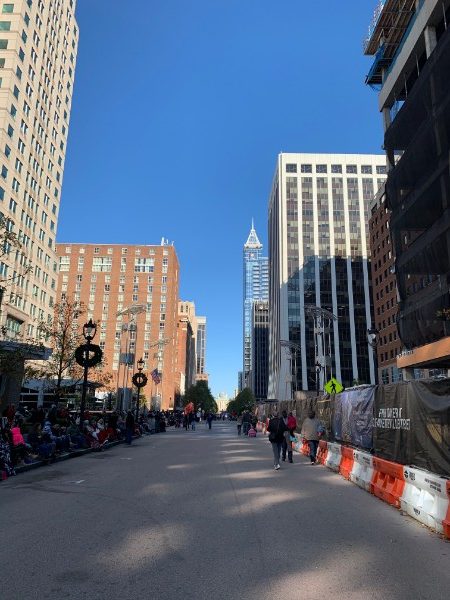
[1,421,449,600]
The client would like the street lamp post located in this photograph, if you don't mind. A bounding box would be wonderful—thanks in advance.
[132,357,147,421]
[75,319,102,430]
[315,361,322,397]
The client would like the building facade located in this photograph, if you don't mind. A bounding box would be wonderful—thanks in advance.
[268,153,387,401]
[0,2,78,338]
[369,184,402,384]
[176,301,197,400]
[251,300,269,401]
[243,221,268,387]
[364,0,450,374]
[56,242,179,410]
[0,1,78,406]
[196,315,207,381]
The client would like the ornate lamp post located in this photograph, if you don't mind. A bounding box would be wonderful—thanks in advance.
[75,319,103,430]
[132,357,147,420]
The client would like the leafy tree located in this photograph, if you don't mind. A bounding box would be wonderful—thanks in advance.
[183,380,218,414]
[36,298,84,400]
[227,387,255,415]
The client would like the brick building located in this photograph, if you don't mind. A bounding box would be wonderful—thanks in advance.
[369,185,402,384]
[56,241,179,410]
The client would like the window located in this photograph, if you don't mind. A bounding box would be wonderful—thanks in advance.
[0,21,11,31]
[376,165,387,174]
[0,39,8,49]
[316,164,327,173]
[301,164,312,173]
[346,165,357,174]
[331,164,342,173]
[4,144,10,157]
[361,165,373,174]
[2,5,14,13]
[286,163,297,173]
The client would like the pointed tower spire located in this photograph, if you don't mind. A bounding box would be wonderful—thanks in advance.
[244,219,262,249]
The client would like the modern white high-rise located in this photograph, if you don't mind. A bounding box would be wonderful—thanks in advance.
[268,153,386,400]
[0,0,78,342]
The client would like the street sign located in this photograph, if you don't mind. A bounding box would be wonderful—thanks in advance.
[324,377,344,395]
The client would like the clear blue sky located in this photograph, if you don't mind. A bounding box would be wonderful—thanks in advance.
[59,0,384,398]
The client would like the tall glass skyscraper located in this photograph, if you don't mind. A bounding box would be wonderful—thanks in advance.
[268,153,387,400]
[243,221,269,388]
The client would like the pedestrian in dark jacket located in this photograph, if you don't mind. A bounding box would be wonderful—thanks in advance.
[125,411,135,445]
[267,411,287,470]
[282,410,297,463]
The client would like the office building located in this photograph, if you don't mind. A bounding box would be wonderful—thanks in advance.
[0,1,78,406]
[268,153,386,400]
[196,315,207,381]
[56,241,179,410]
[364,0,450,374]
[251,300,269,400]
[176,301,197,401]
[243,220,268,387]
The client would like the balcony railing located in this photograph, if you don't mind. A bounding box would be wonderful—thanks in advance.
[363,1,385,53]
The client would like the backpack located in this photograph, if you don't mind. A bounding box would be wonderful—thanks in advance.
[248,427,256,437]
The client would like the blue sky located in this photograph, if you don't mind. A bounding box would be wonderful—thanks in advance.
[59,0,384,398]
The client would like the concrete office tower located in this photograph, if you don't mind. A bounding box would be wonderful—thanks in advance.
[0,4,78,335]
[0,1,78,405]
[56,242,179,410]
[243,220,268,388]
[268,153,387,401]
[251,300,269,401]
[364,0,450,376]
[196,315,207,381]
[176,301,197,400]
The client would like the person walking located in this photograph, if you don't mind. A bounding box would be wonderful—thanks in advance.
[125,410,135,445]
[236,414,242,436]
[189,411,196,431]
[301,410,321,464]
[242,411,251,436]
[267,411,287,470]
[206,412,213,430]
[282,411,297,463]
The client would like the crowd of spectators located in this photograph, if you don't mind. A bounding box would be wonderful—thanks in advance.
[0,402,171,481]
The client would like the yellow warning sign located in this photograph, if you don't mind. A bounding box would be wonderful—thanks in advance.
[324,377,344,395]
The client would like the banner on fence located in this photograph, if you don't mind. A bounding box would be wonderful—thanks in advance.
[332,386,374,450]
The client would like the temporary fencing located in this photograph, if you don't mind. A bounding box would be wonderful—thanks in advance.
[291,439,450,539]
[350,449,374,492]
[401,467,449,535]
[339,446,354,480]
[371,457,405,508]
[324,442,342,472]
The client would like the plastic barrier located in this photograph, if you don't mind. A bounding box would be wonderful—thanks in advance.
[371,457,405,508]
[444,481,450,539]
[401,467,450,535]
[339,446,355,480]
[350,449,374,492]
[316,440,328,465]
[301,438,310,457]
[324,442,342,472]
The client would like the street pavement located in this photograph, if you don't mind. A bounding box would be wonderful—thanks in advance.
[1,421,449,600]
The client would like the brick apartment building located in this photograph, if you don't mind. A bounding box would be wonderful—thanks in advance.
[369,185,402,384]
[56,241,179,410]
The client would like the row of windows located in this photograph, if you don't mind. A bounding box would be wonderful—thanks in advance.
[64,246,170,256]
[286,163,387,175]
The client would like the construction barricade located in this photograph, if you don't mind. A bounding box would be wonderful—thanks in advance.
[401,467,450,535]
[291,436,302,454]
[444,481,450,539]
[371,457,405,508]
[316,440,328,465]
[301,438,310,457]
[324,442,342,472]
[339,446,354,480]
[350,449,374,492]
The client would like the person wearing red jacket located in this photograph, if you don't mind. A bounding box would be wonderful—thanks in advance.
[282,411,297,463]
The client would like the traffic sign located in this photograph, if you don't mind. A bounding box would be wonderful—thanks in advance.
[324,377,343,395]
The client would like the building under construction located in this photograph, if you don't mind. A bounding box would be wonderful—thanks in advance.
[364,0,450,374]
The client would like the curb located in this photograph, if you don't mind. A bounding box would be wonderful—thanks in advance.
[13,439,126,475]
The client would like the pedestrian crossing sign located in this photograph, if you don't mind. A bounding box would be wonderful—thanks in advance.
[324,377,343,395]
